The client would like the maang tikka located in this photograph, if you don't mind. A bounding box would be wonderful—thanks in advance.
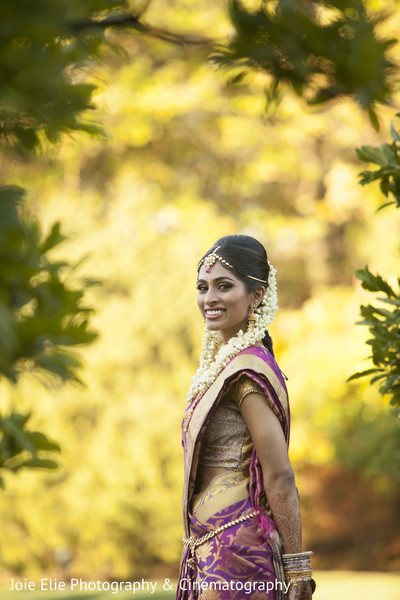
[198,246,267,284]
[199,246,235,274]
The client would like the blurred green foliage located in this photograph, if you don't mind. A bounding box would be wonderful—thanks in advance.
[356,116,400,208]
[0,186,97,385]
[0,185,97,483]
[345,120,400,408]
[348,267,400,406]
[0,411,60,489]
[0,0,128,154]
[0,0,124,484]
[213,0,397,128]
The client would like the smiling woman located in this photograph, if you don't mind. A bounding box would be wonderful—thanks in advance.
[197,262,265,343]
[177,235,314,600]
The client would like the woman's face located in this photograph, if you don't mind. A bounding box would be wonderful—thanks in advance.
[197,261,259,343]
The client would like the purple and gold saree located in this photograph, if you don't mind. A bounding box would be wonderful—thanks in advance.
[177,346,290,600]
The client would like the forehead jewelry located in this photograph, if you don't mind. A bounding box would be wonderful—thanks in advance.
[198,246,267,284]
[199,246,235,274]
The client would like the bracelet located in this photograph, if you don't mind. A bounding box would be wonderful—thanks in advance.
[287,575,312,588]
[282,551,313,588]
[282,551,313,560]
[282,551,313,569]
[238,389,266,409]
[285,570,313,578]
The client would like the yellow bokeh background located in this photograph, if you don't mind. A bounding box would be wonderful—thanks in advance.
[0,0,399,595]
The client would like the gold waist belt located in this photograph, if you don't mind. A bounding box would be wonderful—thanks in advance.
[182,508,256,569]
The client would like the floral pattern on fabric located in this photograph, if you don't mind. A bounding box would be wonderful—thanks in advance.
[177,498,284,600]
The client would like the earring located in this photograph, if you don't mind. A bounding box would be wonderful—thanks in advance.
[248,303,257,330]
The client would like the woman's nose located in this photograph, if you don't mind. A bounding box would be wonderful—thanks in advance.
[204,286,218,304]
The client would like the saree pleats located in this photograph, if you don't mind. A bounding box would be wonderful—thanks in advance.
[177,498,285,600]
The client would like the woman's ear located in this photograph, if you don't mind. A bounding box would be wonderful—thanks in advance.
[252,286,265,307]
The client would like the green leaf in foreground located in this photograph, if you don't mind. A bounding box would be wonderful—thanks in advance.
[347,267,400,408]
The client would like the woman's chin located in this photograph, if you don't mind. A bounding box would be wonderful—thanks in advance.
[206,322,221,331]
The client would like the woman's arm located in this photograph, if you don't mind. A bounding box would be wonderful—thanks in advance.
[240,392,301,552]
[241,392,312,599]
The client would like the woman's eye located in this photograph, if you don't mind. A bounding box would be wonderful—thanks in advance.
[219,283,232,290]
[197,285,207,292]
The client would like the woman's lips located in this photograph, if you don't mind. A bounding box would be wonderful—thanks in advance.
[205,309,226,320]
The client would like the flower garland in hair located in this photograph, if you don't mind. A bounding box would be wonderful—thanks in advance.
[186,262,278,402]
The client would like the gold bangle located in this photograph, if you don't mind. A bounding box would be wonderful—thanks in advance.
[287,576,312,588]
[285,570,312,579]
[238,389,266,409]
[282,551,313,560]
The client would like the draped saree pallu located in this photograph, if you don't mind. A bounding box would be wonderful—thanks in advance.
[177,346,290,600]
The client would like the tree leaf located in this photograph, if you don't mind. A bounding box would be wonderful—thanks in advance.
[355,267,395,297]
[356,145,387,165]
[367,107,380,132]
[390,121,400,143]
[346,368,383,383]
[40,223,67,254]
[370,373,388,385]
[377,200,396,211]
[19,458,59,470]
[26,431,61,453]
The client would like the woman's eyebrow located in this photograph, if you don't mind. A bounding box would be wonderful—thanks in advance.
[197,276,236,284]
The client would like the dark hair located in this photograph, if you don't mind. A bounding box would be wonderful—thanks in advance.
[199,235,274,355]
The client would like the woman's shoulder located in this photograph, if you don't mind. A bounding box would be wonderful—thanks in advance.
[228,345,287,392]
[232,344,275,369]
[229,372,267,409]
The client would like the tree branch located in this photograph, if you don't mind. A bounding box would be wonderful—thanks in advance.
[70,12,216,49]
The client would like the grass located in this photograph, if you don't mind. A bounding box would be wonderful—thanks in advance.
[1,572,399,600]
[312,571,400,600]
